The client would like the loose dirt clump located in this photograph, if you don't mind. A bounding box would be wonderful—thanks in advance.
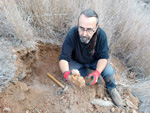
[68,69,85,88]
[0,42,141,113]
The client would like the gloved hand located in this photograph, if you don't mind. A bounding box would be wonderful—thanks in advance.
[86,70,100,86]
[63,70,74,87]
[63,71,71,80]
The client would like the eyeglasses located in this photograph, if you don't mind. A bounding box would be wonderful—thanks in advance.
[78,26,96,34]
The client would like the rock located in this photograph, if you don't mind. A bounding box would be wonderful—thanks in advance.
[125,99,138,109]
[115,107,121,112]
[104,97,107,101]
[26,110,29,113]
[129,93,139,107]
[121,109,126,113]
[18,82,29,92]
[130,109,137,113]
[72,69,80,75]
[3,107,11,112]
[68,69,85,88]
[111,107,115,112]
[90,99,114,106]
[129,72,135,79]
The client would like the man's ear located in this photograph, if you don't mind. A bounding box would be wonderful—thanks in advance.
[97,24,100,28]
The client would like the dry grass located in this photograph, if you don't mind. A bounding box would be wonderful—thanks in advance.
[2,0,35,47]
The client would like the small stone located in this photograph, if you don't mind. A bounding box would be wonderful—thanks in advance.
[104,97,107,101]
[129,93,139,107]
[129,72,134,79]
[91,99,114,106]
[126,99,138,109]
[3,107,11,112]
[121,109,125,113]
[111,107,115,112]
[130,109,137,113]
[72,69,80,75]
[26,110,29,113]
[19,82,29,92]
[115,107,121,112]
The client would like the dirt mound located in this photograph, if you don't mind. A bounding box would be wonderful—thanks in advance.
[0,42,141,113]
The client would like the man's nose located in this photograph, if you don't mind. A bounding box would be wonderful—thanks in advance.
[83,30,88,36]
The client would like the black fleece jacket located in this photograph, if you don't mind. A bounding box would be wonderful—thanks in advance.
[59,26,109,64]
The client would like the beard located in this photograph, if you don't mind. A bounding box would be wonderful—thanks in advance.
[80,35,90,44]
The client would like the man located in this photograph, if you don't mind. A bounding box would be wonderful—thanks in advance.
[59,9,122,107]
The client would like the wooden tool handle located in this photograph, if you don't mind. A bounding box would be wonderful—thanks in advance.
[47,73,64,88]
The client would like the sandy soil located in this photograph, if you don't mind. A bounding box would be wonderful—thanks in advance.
[0,42,141,113]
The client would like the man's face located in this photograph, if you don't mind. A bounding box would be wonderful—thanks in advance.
[78,14,99,44]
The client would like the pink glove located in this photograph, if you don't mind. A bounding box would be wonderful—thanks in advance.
[87,70,100,85]
[63,71,71,80]
[63,71,75,87]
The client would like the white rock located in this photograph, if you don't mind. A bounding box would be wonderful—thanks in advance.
[19,82,29,92]
[126,99,138,109]
[111,107,115,112]
[104,97,107,101]
[90,99,114,106]
[3,107,11,112]
[72,69,80,75]
[131,109,137,113]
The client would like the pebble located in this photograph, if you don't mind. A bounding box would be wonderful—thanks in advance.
[35,108,41,113]
[20,82,29,92]
[111,107,115,112]
[26,110,29,113]
[121,109,125,113]
[3,107,11,112]
[91,99,114,106]
[115,107,121,112]
[129,72,134,79]
[60,96,64,100]
[130,109,137,113]
[104,97,107,101]
[126,99,138,109]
